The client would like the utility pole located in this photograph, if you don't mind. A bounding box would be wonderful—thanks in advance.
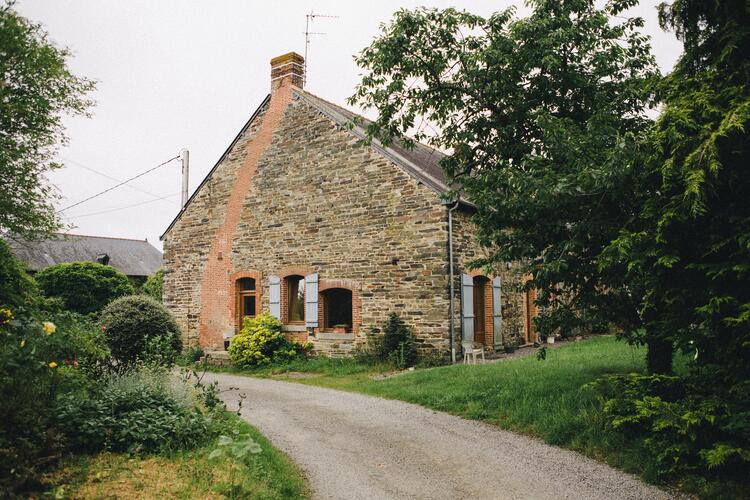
[304,11,338,87]
[180,148,189,209]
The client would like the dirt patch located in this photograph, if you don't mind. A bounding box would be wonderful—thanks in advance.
[56,453,225,500]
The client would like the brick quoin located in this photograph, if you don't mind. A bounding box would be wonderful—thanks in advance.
[198,54,301,348]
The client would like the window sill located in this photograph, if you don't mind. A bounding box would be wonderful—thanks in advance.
[317,332,355,341]
[283,324,307,332]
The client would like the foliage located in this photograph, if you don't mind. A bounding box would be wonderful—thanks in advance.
[0,3,94,239]
[55,367,216,454]
[176,345,205,366]
[99,294,182,368]
[601,0,750,381]
[0,304,109,493]
[142,268,164,301]
[36,262,134,315]
[46,415,307,500]
[350,0,666,369]
[228,312,309,367]
[0,239,37,308]
[588,372,750,482]
[366,313,418,369]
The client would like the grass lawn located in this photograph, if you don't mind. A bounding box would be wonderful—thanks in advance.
[45,413,307,499]
[206,337,705,491]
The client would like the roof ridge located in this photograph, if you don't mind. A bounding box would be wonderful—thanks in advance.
[54,232,150,243]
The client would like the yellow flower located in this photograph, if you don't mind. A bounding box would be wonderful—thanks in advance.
[19,340,25,348]
[0,308,12,325]
[48,361,58,369]
[43,321,56,335]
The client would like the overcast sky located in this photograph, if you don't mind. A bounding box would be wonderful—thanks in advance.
[16,0,682,251]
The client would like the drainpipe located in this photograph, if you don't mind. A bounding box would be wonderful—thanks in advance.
[447,198,460,364]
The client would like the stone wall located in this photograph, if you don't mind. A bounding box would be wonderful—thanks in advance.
[163,85,527,357]
[162,101,270,347]
[451,208,526,349]
[164,91,451,355]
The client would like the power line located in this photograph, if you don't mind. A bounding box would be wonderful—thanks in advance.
[61,156,180,206]
[57,155,180,213]
[65,192,181,219]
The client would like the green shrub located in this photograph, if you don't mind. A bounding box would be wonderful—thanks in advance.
[0,239,37,308]
[56,368,216,454]
[176,345,205,365]
[142,268,164,301]
[228,312,308,367]
[0,303,111,493]
[367,313,419,369]
[100,295,182,368]
[36,262,134,314]
[589,372,750,482]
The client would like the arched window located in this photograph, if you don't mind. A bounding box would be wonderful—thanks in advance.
[236,278,257,328]
[322,288,353,332]
[285,275,305,323]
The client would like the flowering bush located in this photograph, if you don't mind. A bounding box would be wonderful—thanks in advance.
[228,312,309,367]
[0,307,108,492]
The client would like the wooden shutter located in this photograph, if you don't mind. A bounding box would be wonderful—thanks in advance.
[460,273,474,342]
[305,273,319,328]
[269,275,281,319]
[492,276,503,347]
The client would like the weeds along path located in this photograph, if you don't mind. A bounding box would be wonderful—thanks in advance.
[204,372,676,500]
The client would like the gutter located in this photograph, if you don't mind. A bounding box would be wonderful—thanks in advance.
[445,198,460,364]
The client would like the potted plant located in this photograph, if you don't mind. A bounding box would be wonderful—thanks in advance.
[332,324,350,334]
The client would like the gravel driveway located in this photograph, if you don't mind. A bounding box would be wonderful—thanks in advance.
[204,372,676,500]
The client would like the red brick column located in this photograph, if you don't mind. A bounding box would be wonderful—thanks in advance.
[198,85,294,349]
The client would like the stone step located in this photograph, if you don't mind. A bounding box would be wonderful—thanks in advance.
[201,350,232,366]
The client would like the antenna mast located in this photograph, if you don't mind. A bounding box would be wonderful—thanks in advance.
[303,11,338,87]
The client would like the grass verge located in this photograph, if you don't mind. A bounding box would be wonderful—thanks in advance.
[202,336,729,495]
[45,412,307,499]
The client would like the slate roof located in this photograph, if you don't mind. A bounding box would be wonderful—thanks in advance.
[161,89,469,240]
[4,233,162,277]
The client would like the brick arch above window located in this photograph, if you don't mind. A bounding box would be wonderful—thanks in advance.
[277,266,313,279]
[319,278,360,293]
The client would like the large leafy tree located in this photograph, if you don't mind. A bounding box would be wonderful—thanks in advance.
[604,0,750,383]
[0,2,94,239]
[350,1,668,369]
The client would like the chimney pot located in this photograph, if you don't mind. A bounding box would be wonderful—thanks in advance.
[270,52,305,92]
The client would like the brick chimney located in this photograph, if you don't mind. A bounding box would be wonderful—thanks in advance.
[270,52,304,92]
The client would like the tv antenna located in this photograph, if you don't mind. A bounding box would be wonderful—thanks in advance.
[304,11,338,86]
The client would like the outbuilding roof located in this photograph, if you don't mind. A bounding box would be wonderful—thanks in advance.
[4,233,162,277]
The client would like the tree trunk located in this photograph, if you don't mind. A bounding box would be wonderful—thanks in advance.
[646,334,673,374]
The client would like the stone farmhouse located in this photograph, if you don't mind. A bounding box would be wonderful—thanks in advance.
[161,52,538,358]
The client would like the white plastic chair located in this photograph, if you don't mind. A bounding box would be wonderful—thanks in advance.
[462,341,485,364]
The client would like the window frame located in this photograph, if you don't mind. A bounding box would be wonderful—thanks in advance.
[321,287,353,333]
[285,274,306,325]
[231,272,261,333]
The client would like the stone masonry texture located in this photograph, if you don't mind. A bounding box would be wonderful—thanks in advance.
[163,78,525,357]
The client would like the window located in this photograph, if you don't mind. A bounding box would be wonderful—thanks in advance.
[286,275,305,323]
[236,278,257,328]
[322,288,352,331]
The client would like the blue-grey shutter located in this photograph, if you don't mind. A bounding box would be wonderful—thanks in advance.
[305,273,318,328]
[492,276,503,347]
[269,276,281,319]
[460,273,474,342]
